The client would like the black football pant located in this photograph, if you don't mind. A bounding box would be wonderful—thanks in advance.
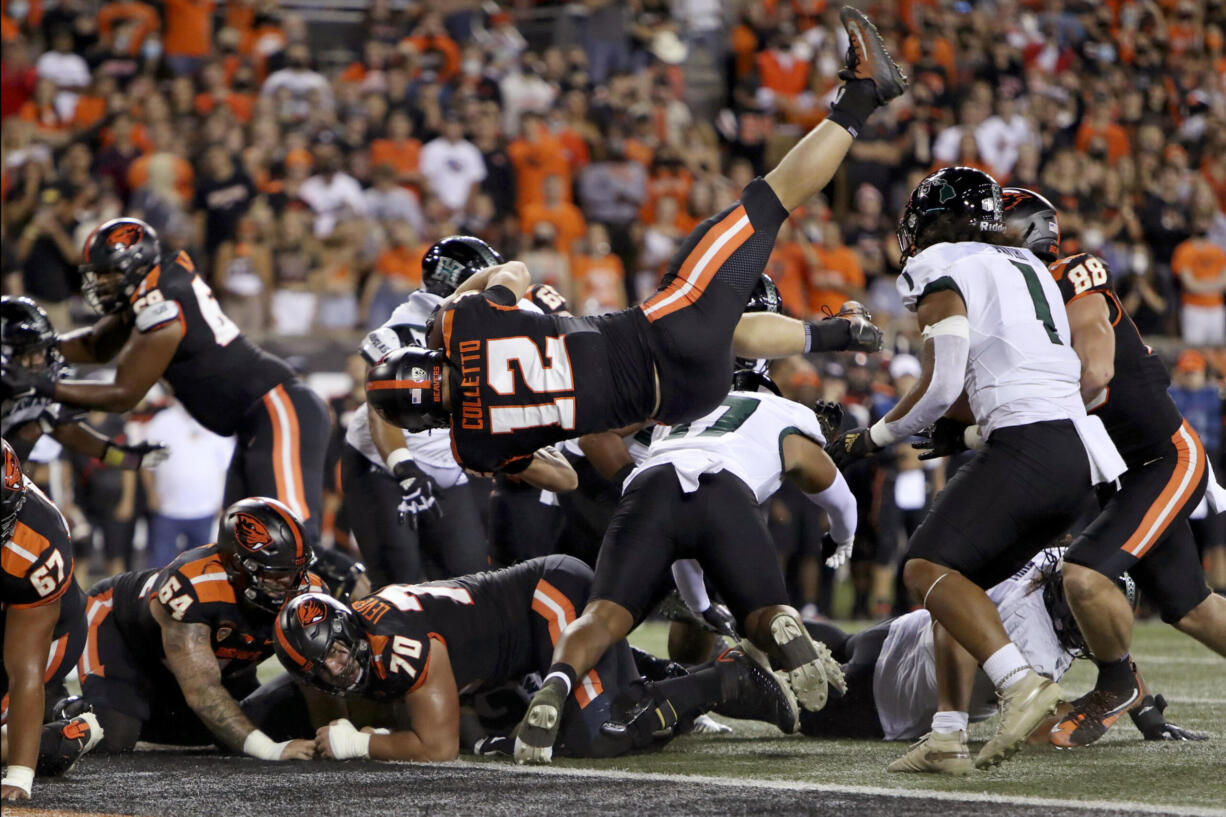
[340,442,489,586]
[798,619,888,739]
[224,380,330,546]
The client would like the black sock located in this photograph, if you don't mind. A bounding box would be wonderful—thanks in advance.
[827,79,879,138]
[651,664,729,718]
[1094,654,1135,694]
[545,663,577,694]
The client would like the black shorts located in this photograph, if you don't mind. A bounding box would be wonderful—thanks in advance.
[1065,421,1211,623]
[225,379,331,545]
[905,420,1094,589]
[640,178,788,424]
[799,619,889,739]
[341,442,489,585]
[591,465,789,625]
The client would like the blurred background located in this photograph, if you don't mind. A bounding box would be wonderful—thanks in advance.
[2,0,1224,617]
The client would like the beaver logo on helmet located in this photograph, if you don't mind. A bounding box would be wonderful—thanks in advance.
[2,447,22,492]
[233,512,274,552]
[297,598,327,628]
[106,223,144,250]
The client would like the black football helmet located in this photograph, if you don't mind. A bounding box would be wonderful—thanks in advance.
[421,235,505,297]
[897,166,1004,257]
[366,346,451,433]
[215,497,313,612]
[275,592,371,695]
[1,296,64,377]
[1042,552,1137,657]
[1002,187,1061,264]
[80,217,162,315]
[734,273,784,376]
[2,438,26,544]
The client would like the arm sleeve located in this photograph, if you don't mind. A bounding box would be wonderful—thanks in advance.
[871,315,970,445]
[671,559,711,614]
[804,469,856,545]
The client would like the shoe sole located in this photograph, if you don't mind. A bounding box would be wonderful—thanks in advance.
[886,754,973,776]
[839,7,907,102]
[513,703,559,765]
[737,641,801,734]
[974,680,1063,769]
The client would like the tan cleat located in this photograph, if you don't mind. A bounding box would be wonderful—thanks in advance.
[769,614,831,712]
[887,730,972,775]
[974,669,1064,769]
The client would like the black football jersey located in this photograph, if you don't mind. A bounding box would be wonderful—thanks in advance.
[350,560,549,700]
[128,252,294,436]
[0,480,74,610]
[107,544,324,678]
[437,287,655,473]
[1051,253,1182,466]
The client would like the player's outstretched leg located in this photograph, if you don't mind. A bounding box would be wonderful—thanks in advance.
[744,607,845,712]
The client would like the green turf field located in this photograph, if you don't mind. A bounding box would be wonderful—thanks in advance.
[555,618,1226,813]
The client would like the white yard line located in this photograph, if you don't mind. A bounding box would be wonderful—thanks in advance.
[1133,654,1226,666]
[450,759,1226,816]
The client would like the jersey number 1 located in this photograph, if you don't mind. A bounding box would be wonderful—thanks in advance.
[1011,261,1062,345]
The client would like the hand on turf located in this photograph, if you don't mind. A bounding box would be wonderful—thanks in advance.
[316,719,370,760]
[280,738,318,760]
[1130,694,1209,741]
[1,784,31,801]
[826,427,876,468]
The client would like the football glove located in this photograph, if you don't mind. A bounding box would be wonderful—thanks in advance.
[1,362,56,400]
[821,532,855,570]
[1130,694,1209,742]
[912,417,970,461]
[831,301,884,353]
[103,440,170,470]
[812,400,846,441]
[826,427,876,468]
[392,457,443,529]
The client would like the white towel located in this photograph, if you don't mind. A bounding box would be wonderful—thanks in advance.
[1072,414,1127,485]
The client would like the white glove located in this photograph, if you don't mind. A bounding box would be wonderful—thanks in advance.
[824,535,855,570]
[327,718,372,760]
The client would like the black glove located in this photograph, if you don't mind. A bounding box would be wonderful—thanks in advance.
[912,417,970,461]
[826,427,876,468]
[103,440,170,469]
[813,400,846,441]
[1,363,56,400]
[392,457,442,528]
[1130,693,1209,741]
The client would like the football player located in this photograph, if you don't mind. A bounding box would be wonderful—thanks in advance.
[513,375,859,763]
[274,555,800,762]
[826,166,1126,771]
[76,497,321,759]
[364,7,900,477]
[1,439,100,801]
[2,296,167,469]
[996,189,1226,746]
[0,220,331,543]
[799,548,1205,757]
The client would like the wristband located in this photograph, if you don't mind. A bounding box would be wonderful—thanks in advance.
[868,419,899,448]
[327,719,372,760]
[2,765,35,795]
[102,443,129,468]
[386,448,413,471]
[243,729,290,761]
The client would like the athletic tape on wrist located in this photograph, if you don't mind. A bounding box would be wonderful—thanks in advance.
[242,729,289,761]
[868,419,898,447]
[2,764,34,795]
[328,719,372,759]
[386,448,413,471]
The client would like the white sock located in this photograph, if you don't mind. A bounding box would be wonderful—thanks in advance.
[931,711,969,734]
[982,643,1030,689]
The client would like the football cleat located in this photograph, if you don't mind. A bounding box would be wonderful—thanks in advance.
[887,730,972,775]
[975,669,1063,769]
[711,645,800,734]
[838,7,908,104]
[514,680,566,764]
[36,712,103,777]
[1050,683,1141,749]
[766,613,844,711]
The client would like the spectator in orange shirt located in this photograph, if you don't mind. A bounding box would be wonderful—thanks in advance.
[127,121,195,205]
[765,220,812,316]
[1075,103,1131,166]
[521,174,586,254]
[640,150,691,225]
[362,220,426,329]
[402,10,460,83]
[809,221,866,318]
[1173,218,1226,346]
[508,111,570,209]
[369,109,422,187]
[756,32,811,100]
[97,0,159,57]
[194,58,254,123]
[163,0,215,76]
[570,222,627,314]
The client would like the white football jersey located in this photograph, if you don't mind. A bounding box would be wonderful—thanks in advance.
[626,390,825,503]
[872,548,1076,740]
[898,241,1085,437]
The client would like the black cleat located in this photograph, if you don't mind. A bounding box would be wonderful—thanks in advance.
[712,645,800,734]
[36,712,103,777]
[839,6,908,104]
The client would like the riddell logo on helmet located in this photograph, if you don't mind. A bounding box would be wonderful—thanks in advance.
[296,598,327,627]
[232,512,273,552]
[106,223,144,250]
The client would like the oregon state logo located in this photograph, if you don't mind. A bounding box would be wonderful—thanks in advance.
[232,512,274,552]
[106,222,144,250]
[2,447,22,491]
[297,598,327,628]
